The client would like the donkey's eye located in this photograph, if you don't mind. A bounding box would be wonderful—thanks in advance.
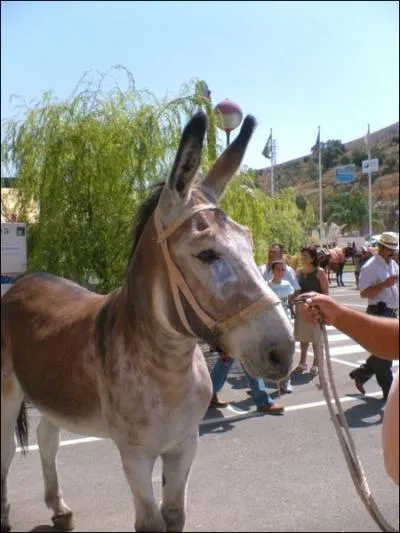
[196,250,219,263]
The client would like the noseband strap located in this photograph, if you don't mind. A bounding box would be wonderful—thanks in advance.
[154,205,280,337]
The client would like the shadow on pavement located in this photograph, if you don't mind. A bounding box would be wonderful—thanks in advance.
[340,395,384,428]
[289,369,316,386]
[199,414,239,436]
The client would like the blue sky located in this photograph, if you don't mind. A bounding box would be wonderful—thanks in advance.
[1,0,399,170]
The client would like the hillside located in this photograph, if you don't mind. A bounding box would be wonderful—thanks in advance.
[255,122,399,232]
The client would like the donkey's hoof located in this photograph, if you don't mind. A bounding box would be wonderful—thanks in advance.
[52,512,74,531]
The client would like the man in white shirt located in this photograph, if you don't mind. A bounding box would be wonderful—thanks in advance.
[349,232,399,401]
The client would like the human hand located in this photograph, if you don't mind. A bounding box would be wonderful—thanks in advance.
[298,292,343,326]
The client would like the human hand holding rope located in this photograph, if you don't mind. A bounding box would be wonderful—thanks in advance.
[293,292,343,326]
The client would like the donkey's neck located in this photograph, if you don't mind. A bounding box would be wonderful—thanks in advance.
[120,216,197,364]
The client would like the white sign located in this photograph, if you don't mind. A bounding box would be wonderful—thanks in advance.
[1,222,27,274]
[362,158,379,174]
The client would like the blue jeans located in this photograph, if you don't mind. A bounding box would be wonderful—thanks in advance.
[210,355,275,408]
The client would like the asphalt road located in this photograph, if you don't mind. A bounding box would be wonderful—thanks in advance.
[6,272,400,532]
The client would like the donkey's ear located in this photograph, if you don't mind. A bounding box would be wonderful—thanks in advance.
[201,115,256,201]
[161,112,207,208]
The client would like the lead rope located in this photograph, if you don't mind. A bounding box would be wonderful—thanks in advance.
[317,316,398,532]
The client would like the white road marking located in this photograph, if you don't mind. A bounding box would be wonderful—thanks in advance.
[296,344,365,356]
[16,436,102,453]
[284,391,382,411]
[15,325,389,454]
[329,357,360,368]
[321,332,351,342]
[16,392,383,454]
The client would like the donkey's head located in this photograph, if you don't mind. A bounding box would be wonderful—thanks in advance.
[154,112,294,382]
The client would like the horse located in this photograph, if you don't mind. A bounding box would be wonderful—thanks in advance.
[317,243,356,287]
[283,253,302,271]
[353,246,376,287]
[1,112,295,533]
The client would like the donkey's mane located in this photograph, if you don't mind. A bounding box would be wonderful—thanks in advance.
[128,179,206,263]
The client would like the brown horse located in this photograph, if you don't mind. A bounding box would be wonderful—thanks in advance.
[1,112,294,533]
[317,243,356,286]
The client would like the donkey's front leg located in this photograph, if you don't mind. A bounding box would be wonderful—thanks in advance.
[119,448,165,532]
[160,431,198,532]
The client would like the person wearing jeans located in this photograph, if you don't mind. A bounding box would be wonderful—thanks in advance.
[209,348,284,415]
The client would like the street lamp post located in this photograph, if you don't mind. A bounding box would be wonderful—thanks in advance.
[214,98,243,147]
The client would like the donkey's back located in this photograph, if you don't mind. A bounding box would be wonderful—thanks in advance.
[1,272,107,432]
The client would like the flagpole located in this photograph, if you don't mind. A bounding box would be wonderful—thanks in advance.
[270,128,274,196]
[367,124,372,239]
[317,126,323,242]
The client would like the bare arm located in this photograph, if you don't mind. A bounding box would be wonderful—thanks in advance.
[299,293,399,361]
[360,275,398,299]
[317,268,329,295]
[382,371,399,484]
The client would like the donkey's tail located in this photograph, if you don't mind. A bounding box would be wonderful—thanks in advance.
[16,399,29,455]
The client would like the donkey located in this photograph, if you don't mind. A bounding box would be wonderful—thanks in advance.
[317,243,356,286]
[1,112,294,533]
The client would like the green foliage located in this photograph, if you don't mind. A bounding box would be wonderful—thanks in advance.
[350,146,385,170]
[307,158,318,180]
[1,67,220,292]
[339,154,352,165]
[295,194,307,211]
[274,169,294,191]
[324,191,382,231]
[371,146,385,165]
[320,139,346,171]
[351,149,369,168]
[1,66,317,289]
[383,155,399,173]
[221,177,316,262]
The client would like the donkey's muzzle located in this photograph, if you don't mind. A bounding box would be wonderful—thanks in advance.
[266,340,295,381]
[242,338,295,383]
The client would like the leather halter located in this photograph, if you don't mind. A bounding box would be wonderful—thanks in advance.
[154,204,280,337]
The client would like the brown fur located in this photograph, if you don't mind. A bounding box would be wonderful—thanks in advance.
[1,112,294,533]
[3,273,104,419]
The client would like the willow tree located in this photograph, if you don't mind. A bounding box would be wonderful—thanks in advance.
[2,66,316,289]
[221,171,316,263]
[1,67,220,292]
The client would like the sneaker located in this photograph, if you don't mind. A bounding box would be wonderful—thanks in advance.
[279,382,293,394]
[257,403,285,415]
[209,394,229,408]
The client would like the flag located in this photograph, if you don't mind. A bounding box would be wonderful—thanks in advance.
[311,128,320,156]
[262,131,273,159]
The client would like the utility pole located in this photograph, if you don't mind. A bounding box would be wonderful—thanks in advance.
[271,138,277,196]
[366,124,372,239]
